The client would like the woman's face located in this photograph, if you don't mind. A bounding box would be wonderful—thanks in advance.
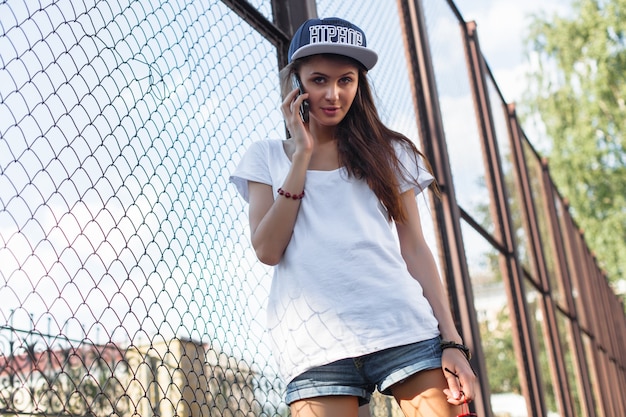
[297,55,360,128]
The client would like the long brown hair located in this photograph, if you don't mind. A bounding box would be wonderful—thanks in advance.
[280,54,438,223]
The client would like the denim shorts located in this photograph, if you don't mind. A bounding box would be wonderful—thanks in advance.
[285,337,442,406]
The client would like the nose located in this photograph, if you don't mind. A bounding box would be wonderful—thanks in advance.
[325,83,339,101]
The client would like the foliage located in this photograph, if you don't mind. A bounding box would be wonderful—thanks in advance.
[480,307,520,395]
[523,0,626,285]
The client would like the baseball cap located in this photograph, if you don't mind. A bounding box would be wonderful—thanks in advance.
[288,17,378,70]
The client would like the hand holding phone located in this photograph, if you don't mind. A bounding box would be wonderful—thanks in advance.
[292,75,309,123]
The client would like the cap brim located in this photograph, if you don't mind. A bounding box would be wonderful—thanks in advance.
[291,44,378,70]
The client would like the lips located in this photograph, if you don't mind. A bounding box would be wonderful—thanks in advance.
[322,107,340,116]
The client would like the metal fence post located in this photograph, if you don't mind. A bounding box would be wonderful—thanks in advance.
[395,1,489,415]
[272,0,318,66]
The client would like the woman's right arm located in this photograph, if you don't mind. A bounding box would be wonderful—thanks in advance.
[248,154,307,265]
[248,88,311,266]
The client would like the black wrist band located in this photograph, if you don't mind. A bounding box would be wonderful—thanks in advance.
[440,340,471,360]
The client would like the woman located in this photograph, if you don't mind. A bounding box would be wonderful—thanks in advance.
[230,17,476,417]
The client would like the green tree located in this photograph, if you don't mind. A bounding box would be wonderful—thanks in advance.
[523,0,626,286]
[480,307,520,395]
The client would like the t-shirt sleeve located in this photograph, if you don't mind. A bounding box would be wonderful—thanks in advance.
[229,140,272,203]
[396,142,435,195]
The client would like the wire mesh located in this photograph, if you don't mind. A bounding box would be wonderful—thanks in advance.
[1,0,286,416]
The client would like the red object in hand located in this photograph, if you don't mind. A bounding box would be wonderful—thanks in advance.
[457,401,477,417]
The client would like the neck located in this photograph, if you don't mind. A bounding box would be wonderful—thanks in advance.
[309,121,338,144]
[304,120,341,171]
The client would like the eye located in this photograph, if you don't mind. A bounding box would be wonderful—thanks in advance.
[313,76,326,84]
[339,76,354,84]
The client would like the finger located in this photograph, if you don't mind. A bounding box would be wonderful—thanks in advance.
[287,100,310,126]
[459,373,475,401]
[292,92,308,107]
[281,89,300,110]
[442,389,465,406]
[283,90,307,113]
[287,87,300,100]
[443,371,462,400]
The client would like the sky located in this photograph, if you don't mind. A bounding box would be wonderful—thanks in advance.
[453,0,574,105]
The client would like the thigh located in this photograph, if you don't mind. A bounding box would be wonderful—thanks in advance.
[290,396,360,417]
[390,369,461,417]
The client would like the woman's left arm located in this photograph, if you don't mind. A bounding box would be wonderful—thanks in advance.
[395,189,476,404]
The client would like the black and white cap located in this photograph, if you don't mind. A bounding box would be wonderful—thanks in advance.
[288,17,378,70]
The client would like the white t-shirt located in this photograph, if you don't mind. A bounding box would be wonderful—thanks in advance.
[230,139,440,383]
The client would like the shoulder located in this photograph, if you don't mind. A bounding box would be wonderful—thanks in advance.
[230,139,286,201]
[392,139,421,168]
[391,138,435,192]
[392,139,409,155]
[238,139,287,162]
[245,138,278,153]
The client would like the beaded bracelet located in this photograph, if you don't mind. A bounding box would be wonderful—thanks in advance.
[277,187,305,200]
[440,340,472,361]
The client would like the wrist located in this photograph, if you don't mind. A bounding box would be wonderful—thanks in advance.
[438,328,462,344]
[440,340,471,361]
[292,148,313,163]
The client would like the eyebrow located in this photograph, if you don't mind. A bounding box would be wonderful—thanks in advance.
[308,70,357,77]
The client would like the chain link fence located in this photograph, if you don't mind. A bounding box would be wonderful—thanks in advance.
[1,1,624,417]
[1,0,285,415]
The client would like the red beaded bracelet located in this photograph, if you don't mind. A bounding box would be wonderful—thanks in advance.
[277,187,305,200]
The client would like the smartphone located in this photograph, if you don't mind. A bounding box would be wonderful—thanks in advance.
[292,75,309,123]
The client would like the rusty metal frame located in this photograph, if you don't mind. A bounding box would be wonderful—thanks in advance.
[565,212,613,416]
[271,0,317,65]
[462,21,547,417]
[549,189,598,417]
[222,0,289,45]
[534,161,580,416]
[582,239,615,417]
[587,250,618,416]
[223,0,317,68]
[507,105,577,416]
[395,1,490,415]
